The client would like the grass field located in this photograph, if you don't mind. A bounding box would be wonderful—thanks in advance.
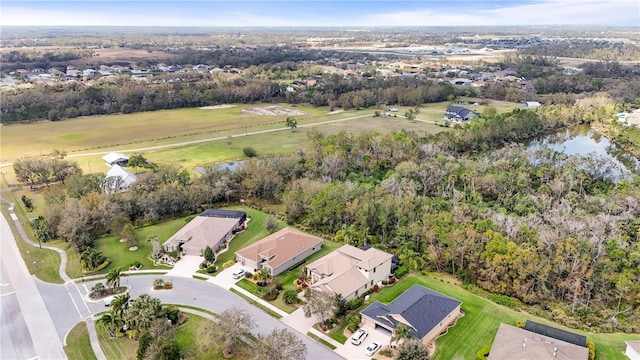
[367,272,637,360]
[64,322,97,360]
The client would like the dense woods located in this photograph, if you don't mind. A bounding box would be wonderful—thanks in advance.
[32,107,640,333]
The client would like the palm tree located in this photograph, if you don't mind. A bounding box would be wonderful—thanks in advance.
[91,282,106,296]
[106,267,123,289]
[257,268,271,285]
[390,324,413,348]
[111,293,130,317]
[100,310,123,336]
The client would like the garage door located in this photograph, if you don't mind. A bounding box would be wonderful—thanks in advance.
[375,323,393,336]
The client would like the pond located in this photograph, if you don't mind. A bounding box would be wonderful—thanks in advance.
[523,124,640,179]
[195,160,244,174]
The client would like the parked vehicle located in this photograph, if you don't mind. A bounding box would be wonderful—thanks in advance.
[365,341,381,356]
[350,328,368,345]
[103,295,116,307]
[232,268,246,279]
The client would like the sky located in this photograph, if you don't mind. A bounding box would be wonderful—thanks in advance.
[2,0,639,27]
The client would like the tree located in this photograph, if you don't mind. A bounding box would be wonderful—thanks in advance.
[226,135,233,147]
[91,282,106,296]
[264,214,279,233]
[80,247,106,272]
[481,105,498,119]
[111,293,130,317]
[257,268,271,285]
[148,235,161,258]
[128,153,153,170]
[391,324,413,347]
[253,328,307,360]
[106,267,123,289]
[243,147,258,157]
[137,331,153,360]
[121,223,136,244]
[204,305,256,357]
[395,338,430,360]
[303,289,336,325]
[124,294,163,331]
[204,245,215,263]
[334,294,348,318]
[285,117,298,129]
[100,310,123,336]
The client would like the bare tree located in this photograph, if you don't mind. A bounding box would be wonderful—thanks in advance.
[203,305,256,357]
[253,328,307,360]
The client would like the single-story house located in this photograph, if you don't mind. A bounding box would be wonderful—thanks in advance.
[488,322,588,360]
[361,284,462,344]
[163,209,246,256]
[444,105,476,121]
[524,101,541,110]
[103,165,137,192]
[235,228,323,276]
[102,152,129,167]
[625,340,640,360]
[307,245,393,300]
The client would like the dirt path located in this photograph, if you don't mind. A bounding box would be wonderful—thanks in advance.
[0,113,374,168]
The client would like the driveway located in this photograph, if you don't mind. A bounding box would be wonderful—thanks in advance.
[281,307,322,334]
[335,325,391,360]
[207,262,248,290]
[166,255,203,277]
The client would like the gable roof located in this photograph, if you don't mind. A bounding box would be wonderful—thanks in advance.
[361,284,461,339]
[104,165,137,189]
[163,216,239,251]
[488,323,589,360]
[102,152,129,165]
[445,105,475,119]
[235,228,323,270]
[307,245,393,298]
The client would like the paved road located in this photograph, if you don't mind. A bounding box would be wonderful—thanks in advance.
[0,213,66,359]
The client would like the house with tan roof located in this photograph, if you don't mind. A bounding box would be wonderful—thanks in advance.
[163,209,246,256]
[235,228,323,276]
[307,244,393,300]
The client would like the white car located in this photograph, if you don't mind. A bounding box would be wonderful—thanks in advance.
[103,295,116,307]
[365,341,381,356]
[350,328,368,345]
[232,269,246,279]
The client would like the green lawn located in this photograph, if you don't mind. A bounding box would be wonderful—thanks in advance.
[307,331,337,350]
[1,200,63,284]
[64,321,97,360]
[367,273,637,360]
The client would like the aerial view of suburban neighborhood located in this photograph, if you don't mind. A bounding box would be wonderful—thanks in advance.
[1,1,640,359]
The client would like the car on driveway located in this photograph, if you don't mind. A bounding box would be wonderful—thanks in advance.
[364,341,381,356]
[350,328,368,345]
[232,268,246,279]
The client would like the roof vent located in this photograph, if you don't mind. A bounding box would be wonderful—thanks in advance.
[553,347,558,357]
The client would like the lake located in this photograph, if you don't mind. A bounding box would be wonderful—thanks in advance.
[195,160,244,174]
[523,124,640,179]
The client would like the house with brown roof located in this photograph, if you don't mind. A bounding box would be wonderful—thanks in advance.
[307,245,393,300]
[626,340,640,360]
[235,228,323,276]
[163,209,246,256]
[488,323,588,360]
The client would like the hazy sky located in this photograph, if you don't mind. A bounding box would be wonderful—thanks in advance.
[2,1,639,27]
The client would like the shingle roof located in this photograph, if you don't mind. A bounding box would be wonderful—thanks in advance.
[361,284,461,339]
[445,105,475,119]
[488,323,589,360]
[163,216,239,251]
[235,228,323,270]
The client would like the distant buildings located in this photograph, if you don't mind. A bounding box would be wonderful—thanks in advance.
[444,105,476,122]
[524,101,541,110]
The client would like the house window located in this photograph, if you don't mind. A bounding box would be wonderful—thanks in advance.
[365,284,368,289]
[371,280,373,286]
[373,267,376,273]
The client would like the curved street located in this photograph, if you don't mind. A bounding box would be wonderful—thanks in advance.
[1,211,342,360]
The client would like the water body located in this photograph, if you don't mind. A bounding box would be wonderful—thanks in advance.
[195,160,244,174]
[523,124,640,178]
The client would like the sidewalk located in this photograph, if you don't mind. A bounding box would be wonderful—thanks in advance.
[230,284,288,317]
[85,317,107,360]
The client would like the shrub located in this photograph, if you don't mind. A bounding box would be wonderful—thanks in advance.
[274,282,283,291]
[163,282,173,289]
[382,280,388,285]
[199,261,207,269]
[348,298,364,310]
[379,348,393,357]
[243,147,257,157]
[133,261,142,268]
[264,215,279,233]
[395,265,408,278]
[167,251,180,259]
[283,289,298,304]
[206,266,217,274]
[587,340,595,360]
[245,271,253,278]
[346,313,362,332]
[222,260,235,269]
[388,276,397,285]
[153,278,164,289]
[488,293,519,308]
[476,344,491,360]
[373,284,379,292]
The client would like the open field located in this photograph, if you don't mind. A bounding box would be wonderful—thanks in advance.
[366,272,637,360]
[64,322,97,360]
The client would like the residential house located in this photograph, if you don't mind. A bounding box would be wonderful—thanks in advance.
[444,106,476,122]
[625,340,640,360]
[488,322,588,360]
[235,228,323,276]
[103,165,137,193]
[307,245,393,300]
[361,284,462,344]
[524,101,541,110]
[163,209,246,256]
[102,152,129,167]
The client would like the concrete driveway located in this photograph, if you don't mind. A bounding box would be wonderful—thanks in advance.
[208,262,249,290]
[281,307,322,334]
[335,325,391,360]
[166,255,203,277]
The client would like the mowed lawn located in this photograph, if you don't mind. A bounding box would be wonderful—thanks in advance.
[367,273,637,360]
[64,322,97,360]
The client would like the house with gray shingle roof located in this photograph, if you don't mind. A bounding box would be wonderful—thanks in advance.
[361,284,462,344]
